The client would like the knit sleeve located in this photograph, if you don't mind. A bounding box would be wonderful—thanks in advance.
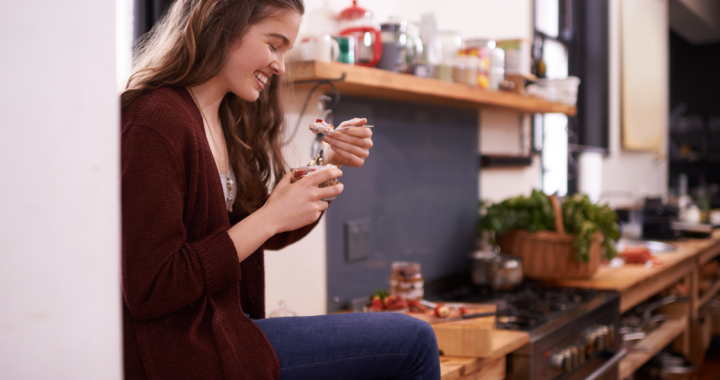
[121,125,240,321]
[263,211,324,251]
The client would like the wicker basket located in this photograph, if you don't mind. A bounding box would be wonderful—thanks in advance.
[495,195,602,280]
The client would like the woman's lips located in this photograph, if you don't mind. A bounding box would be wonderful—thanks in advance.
[254,76,265,90]
[254,71,268,91]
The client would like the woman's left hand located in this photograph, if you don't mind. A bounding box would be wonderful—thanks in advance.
[323,118,373,168]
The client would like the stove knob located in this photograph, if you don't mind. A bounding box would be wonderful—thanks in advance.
[570,346,579,369]
[584,330,597,357]
[551,351,566,371]
[564,349,573,372]
[596,328,605,352]
[606,325,615,347]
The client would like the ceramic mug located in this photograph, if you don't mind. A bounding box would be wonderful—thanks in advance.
[299,35,340,62]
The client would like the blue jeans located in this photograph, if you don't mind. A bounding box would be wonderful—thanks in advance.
[253,312,441,380]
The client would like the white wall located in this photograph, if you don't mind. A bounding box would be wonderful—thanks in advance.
[0,1,122,379]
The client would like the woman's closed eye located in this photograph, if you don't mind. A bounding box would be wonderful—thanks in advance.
[269,44,278,52]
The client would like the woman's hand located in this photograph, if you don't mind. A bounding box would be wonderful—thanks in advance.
[260,169,344,233]
[323,118,373,168]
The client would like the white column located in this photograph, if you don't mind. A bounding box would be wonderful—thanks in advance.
[0,1,122,379]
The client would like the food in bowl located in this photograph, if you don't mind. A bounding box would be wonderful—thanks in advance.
[290,165,340,201]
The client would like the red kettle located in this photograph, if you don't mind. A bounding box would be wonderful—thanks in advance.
[338,0,382,67]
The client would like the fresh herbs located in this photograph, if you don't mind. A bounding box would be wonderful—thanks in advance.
[478,190,620,262]
[562,193,620,262]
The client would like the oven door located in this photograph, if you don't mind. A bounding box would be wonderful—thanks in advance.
[567,349,627,380]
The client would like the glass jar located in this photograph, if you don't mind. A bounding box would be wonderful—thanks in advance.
[390,262,424,301]
[268,301,297,318]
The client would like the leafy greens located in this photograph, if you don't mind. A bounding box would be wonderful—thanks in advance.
[478,190,620,262]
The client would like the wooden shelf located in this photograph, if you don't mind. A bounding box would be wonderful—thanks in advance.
[618,316,688,379]
[699,278,720,307]
[287,60,577,116]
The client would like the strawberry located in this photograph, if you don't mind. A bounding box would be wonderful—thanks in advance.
[387,295,408,311]
[435,304,450,318]
[460,306,468,316]
[407,300,426,313]
[370,296,384,311]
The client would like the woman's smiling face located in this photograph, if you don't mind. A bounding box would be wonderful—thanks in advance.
[221,9,301,102]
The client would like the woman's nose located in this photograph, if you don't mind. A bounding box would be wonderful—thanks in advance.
[270,56,285,76]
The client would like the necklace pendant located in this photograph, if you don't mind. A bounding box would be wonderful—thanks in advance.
[227,176,234,191]
[227,195,234,212]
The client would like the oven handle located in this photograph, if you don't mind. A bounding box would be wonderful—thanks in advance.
[583,349,627,380]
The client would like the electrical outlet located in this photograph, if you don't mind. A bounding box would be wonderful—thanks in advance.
[345,218,371,263]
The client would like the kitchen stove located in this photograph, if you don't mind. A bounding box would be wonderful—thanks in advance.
[427,281,624,380]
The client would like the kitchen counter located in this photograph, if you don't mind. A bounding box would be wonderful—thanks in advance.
[548,230,720,313]
[445,231,720,380]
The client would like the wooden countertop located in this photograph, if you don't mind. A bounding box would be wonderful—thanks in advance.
[548,231,720,312]
[287,60,577,116]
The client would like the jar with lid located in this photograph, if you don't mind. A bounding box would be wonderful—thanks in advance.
[437,30,462,63]
[390,262,424,301]
[453,55,479,87]
[462,39,494,88]
[268,301,297,318]
[377,20,423,73]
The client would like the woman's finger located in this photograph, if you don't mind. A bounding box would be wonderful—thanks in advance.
[324,136,370,158]
[328,146,364,166]
[337,126,373,138]
[302,168,343,187]
[316,182,344,200]
[325,130,373,147]
[337,117,367,129]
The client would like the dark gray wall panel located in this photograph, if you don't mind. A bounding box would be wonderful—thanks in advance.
[326,96,479,312]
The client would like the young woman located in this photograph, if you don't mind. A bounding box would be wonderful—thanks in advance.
[120,0,440,379]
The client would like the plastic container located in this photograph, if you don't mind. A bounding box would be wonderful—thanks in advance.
[496,39,532,76]
[452,55,479,86]
[488,48,505,90]
[528,76,581,105]
[290,165,340,201]
[552,76,581,105]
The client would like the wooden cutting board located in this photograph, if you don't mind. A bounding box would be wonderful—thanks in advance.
[404,303,529,358]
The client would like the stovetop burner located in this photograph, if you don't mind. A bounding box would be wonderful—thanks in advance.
[427,281,600,332]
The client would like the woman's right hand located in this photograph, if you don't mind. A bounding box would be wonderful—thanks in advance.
[262,168,344,233]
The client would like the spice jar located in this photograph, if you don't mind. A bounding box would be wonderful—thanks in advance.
[390,261,424,301]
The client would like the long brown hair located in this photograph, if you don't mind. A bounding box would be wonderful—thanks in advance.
[121,0,304,215]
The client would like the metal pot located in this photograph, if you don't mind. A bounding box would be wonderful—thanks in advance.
[469,249,523,290]
[648,353,698,380]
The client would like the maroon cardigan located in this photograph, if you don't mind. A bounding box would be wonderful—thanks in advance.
[121,87,318,380]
